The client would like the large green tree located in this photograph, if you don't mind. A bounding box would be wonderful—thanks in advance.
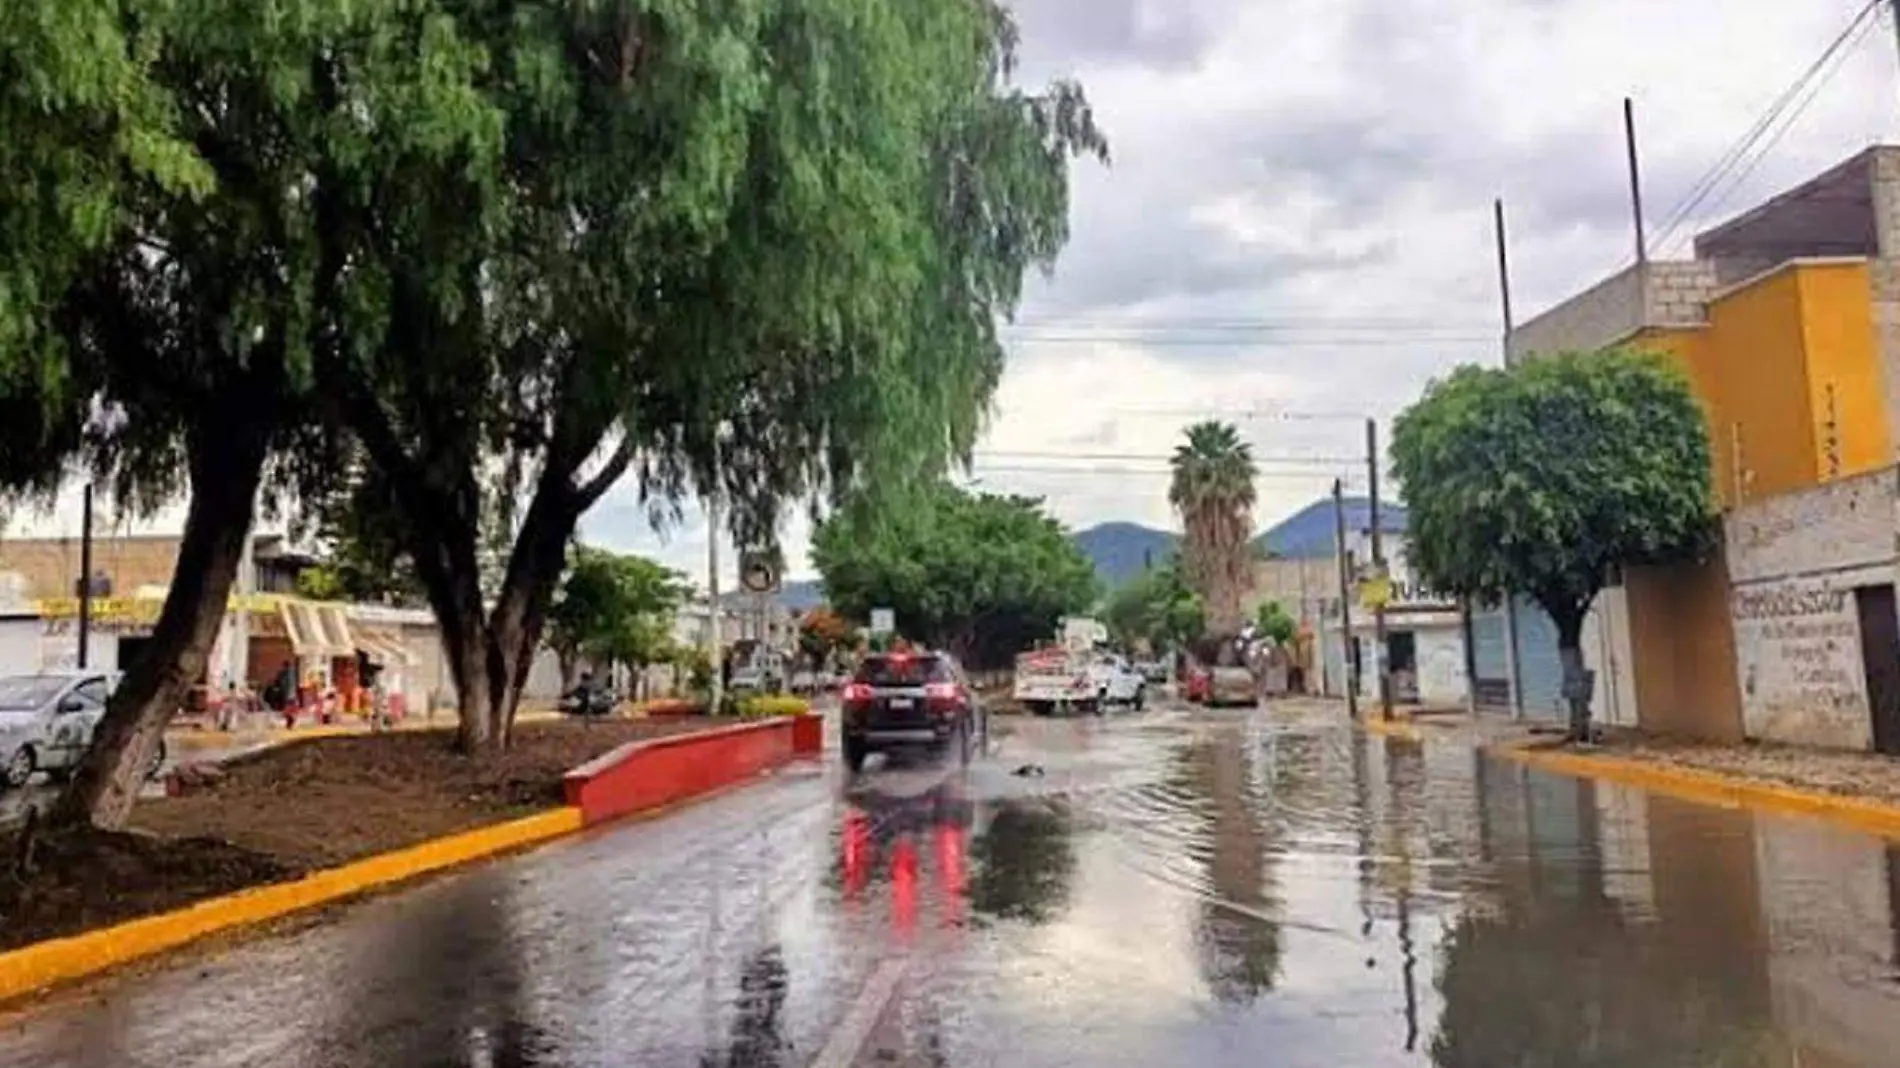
[1170,422,1258,635]
[546,546,689,692]
[2,0,497,829]
[1389,349,1711,740]
[306,0,1106,750]
[1103,557,1203,653]
[812,484,1097,669]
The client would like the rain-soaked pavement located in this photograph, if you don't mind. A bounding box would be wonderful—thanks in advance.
[5,696,1900,1066]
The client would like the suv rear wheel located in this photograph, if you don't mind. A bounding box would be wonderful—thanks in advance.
[843,734,868,774]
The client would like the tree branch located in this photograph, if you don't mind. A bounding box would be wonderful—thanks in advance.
[574,437,636,508]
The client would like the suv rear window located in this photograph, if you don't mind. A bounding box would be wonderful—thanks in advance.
[855,654,952,685]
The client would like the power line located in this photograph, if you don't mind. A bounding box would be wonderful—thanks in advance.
[966,463,1361,480]
[1669,8,1881,252]
[972,449,1363,465]
[1649,0,1881,254]
[1000,334,1492,348]
[989,403,1370,422]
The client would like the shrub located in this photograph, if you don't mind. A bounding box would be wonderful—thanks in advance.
[735,695,812,719]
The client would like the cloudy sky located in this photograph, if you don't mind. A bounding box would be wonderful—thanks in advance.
[13,0,1900,590]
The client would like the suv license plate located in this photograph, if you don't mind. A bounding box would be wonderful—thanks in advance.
[889,697,914,709]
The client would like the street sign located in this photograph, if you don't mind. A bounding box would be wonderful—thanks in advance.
[869,607,895,636]
[738,551,779,594]
[1356,571,1392,611]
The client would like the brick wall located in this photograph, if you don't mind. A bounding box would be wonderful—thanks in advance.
[0,536,184,599]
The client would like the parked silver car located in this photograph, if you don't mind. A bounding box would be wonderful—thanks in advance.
[0,670,154,790]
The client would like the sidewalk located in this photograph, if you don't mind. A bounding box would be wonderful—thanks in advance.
[1362,703,1900,836]
[166,707,567,755]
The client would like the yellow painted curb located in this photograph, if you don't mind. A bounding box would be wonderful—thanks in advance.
[0,807,582,1006]
[1493,742,1900,840]
[1359,716,1425,743]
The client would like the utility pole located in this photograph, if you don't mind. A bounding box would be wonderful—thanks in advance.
[230,506,256,692]
[1624,97,1647,264]
[1493,199,1526,720]
[76,482,94,669]
[705,438,724,713]
[1332,479,1358,720]
[1366,419,1392,721]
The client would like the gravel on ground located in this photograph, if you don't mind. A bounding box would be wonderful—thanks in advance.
[1590,731,1900,807]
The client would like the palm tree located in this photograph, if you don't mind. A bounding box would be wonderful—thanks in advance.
[1169,421,1257,634]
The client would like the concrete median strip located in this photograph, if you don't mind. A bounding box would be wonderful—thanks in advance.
[0,808,583,1006]
[0,712,825,1007]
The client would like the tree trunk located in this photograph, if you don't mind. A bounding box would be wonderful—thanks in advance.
[1548,602,1594,743]
[399,474,579,755]
[52,426,269,830]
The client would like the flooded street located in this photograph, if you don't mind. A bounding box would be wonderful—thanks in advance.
[5,698,1900,1066]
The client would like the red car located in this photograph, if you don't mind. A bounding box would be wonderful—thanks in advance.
[1183,664,1211,704]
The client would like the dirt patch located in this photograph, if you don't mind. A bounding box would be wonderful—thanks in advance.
[1586,731,1900,808]
[0,717,711,952]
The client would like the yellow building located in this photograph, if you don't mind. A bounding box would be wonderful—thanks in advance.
[1504,146,1900,746]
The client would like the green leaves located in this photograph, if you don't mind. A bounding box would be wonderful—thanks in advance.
[547,545,692,669]
[810,483,1097,667]
[1169,420,1257,633]
[1254,600,1295,646]
[1389,348,1714,632]
[1104,557,1204,652]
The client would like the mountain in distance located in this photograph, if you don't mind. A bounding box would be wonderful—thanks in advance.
[753,498,1411,612]
[1070,497,1407,590]
[1072,522,1180,590]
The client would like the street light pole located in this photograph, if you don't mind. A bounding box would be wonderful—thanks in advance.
[705,433,724,713]
[77,482,94,669]
[1366,419,1392,721]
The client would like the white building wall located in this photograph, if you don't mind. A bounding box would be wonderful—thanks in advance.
[0,618,41,675]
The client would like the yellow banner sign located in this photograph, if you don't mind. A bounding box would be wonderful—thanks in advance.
[1356,575,1392,611]
[33,593,283,622]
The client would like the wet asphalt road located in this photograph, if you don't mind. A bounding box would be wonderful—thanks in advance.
[6,697,1900,1066]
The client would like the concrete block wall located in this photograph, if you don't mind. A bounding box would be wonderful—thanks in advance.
[1507,264,1646,363]
[1507,261,1716,363]
[1724,465,1899,584]
[1870,148,1900,463]
[1643,260,1720,325]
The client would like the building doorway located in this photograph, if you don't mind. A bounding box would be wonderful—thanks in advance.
[1855,584,1900,755]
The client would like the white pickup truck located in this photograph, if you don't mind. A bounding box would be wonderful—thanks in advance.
[1012,648,1146,716]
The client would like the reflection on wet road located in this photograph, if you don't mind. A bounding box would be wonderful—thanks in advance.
[6,699,1900,1066]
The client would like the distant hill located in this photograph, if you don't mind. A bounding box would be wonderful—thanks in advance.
[1071,522,1179,589]
[1071,496,1411,588]
[721,579,825,614]
[1258,497,1407,558]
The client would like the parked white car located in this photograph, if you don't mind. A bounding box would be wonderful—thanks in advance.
[1088,655,1147,711]
[0,669,157,791]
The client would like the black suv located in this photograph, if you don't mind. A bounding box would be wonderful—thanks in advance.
[841,651,984,773]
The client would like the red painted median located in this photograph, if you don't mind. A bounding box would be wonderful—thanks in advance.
[562,713,825,826]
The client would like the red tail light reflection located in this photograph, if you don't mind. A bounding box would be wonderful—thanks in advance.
[843,809,869,899]
[837,800,971,932]
[891,838,918,936]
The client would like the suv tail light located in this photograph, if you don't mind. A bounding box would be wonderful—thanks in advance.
[923,682,962,702]
[842,682,874,703]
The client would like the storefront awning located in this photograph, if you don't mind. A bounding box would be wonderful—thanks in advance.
[355,628,418,667]
[279,599,355,658]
